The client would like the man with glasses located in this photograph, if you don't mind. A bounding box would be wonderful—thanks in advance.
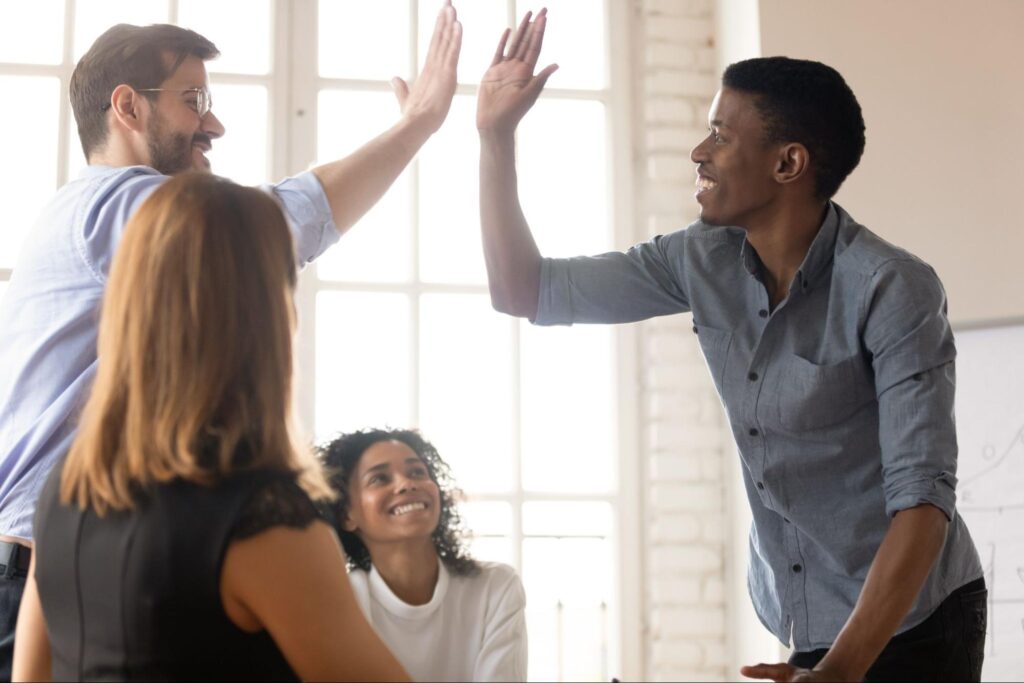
[0,5,462,677]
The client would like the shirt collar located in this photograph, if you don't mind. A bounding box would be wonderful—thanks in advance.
[367,555,449,619]
[738,202,840,291]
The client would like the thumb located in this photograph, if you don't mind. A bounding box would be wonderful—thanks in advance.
[391,77,410,109]
[532,63,559,92]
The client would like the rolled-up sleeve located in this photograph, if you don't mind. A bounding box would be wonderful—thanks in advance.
[535,229,692,326]
[864,259,959,519]
[261,171,340,268]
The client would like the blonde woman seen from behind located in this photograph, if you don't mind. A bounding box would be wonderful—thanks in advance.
[12,174,410,682]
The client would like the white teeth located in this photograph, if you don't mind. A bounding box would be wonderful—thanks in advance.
[392,502,427,516]
[696,176,717,191]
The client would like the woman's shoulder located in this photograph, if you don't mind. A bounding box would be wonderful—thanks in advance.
[451,561,525,606]
[227,470,322,542]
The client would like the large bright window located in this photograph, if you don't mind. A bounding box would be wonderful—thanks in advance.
[0,1,636,679]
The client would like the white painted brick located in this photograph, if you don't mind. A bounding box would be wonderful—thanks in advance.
[644,179,698,215]
[646,70,719,97]
[654,668,726,683]
[650,511,703,542]
[654,605,726,637]
[700,639,730,668]
[703,576,725,604]
[645,42,697,69]
[644,0,713,18]
[648,392,702,421]
[650,575,702,604]
[697,46,718,71]
[646,126,701,154]
[649,422,726,451]
[650,452,704,481]
[651,481,723,513]
[652,639,703,667]
[700,452,724,481]
[647,16,715,45]
[700,512,726,544]
[644,97,697,125]
[648,154,692,181]
[651,544,722,574]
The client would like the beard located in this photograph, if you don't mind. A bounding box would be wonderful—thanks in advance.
[146,114,205,175]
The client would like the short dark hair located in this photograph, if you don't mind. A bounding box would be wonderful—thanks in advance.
[70,24,219,159]
[318,428,479,577]
[722,56,865,199]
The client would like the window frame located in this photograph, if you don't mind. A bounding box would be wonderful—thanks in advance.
[0,0,642,677]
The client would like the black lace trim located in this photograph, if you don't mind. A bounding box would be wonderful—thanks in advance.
[230,477,320,541]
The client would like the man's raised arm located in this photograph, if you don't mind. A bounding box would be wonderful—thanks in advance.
[312,1,462,235]
[476,9,558,319]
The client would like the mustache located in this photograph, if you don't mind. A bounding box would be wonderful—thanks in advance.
[192,133,212,147]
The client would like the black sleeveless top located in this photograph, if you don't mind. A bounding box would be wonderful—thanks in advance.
[33,460,319,681]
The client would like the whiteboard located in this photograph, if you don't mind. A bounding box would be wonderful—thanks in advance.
[954,321,1024,682]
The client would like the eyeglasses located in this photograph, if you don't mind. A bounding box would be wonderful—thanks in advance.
[100,86,213,117]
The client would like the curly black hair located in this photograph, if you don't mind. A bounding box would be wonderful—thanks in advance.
[317,428,479,577]
[722,56,866,200]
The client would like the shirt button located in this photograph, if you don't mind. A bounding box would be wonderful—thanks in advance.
[758,309,768,318]
[913,372,922,381]
[749,427,759,436]
[756,481,765,490]
[792,564,802,573]
[692,325,698,334]
[748,371,758,381]
[784,517,791,524]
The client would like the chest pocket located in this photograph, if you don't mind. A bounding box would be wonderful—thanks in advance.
[694,324,733,396]
[770,352,875,433]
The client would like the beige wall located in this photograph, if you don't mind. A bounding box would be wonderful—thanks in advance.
[758,0,1024,324]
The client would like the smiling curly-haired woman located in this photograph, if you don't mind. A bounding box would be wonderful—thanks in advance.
[319,428,527,682]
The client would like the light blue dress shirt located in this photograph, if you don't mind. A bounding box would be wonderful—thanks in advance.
[0,165,339,541]
[535,202,983,651]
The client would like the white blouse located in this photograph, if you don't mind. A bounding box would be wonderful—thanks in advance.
[348,559,527,682]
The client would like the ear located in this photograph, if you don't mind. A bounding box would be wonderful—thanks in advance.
[773,142,810,186]
[109,84,148,133]
[342,512,358,533]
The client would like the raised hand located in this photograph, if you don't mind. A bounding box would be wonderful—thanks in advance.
[477,8,558,137]
[392,0,462,136]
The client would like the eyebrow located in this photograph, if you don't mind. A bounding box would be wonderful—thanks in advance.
[362,457,425,476]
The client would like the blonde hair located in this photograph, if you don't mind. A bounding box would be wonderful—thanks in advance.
[62,173,331,514]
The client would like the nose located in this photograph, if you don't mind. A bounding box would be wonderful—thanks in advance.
[690,134,711,164]
[202,110,225,139]
[395,477,418,494]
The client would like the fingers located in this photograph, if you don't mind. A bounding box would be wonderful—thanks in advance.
[739,662,797,682]
[425,2,456,66]
[533,63,559,91]
[447,19,463,67]
[523,9,549,68]
[504,11,532,62]
[491,28,511,66]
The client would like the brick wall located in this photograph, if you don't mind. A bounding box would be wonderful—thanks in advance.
[630,0,732,680]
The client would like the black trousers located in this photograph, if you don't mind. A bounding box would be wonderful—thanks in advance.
[0,575,26,682]
[789,578,987,682]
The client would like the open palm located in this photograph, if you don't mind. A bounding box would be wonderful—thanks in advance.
[477,9,558,135]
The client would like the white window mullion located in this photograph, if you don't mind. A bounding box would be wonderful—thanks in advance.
[288,0,322,437]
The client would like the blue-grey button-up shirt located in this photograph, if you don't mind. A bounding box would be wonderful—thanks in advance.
[0,165,339,541]
[536,203,982,650]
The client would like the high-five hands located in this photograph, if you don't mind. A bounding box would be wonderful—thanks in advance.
[393,0,462,136]
[477,8,558,136]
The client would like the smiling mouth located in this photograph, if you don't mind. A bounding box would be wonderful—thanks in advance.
[695,175,718,194]
[390,502,428,517]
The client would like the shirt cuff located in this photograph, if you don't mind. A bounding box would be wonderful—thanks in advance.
[884,471,958,520]
[262,171,340,268]
[534,257,574,326]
